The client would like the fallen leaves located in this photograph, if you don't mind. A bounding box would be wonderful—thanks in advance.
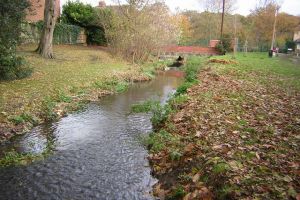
[149,66,300,199]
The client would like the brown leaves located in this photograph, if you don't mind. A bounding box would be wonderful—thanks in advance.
[149,66,300,200]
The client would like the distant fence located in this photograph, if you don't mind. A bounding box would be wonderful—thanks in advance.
[21,22,86,45]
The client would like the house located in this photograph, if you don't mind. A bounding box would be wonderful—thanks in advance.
[26,0,61,22]
[294,25,300,54]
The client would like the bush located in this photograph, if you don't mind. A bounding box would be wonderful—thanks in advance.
[0,0,32,80]
[216,34,232,55]
[0,49,32,80]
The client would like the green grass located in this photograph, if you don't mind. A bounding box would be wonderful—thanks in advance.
[212,52,300,89]
[0,45,151,141]
[131,100,160,113]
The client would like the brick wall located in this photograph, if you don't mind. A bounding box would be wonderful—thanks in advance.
[26,0,60,22]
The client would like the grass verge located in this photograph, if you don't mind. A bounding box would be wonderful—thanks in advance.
[0,45,165,143]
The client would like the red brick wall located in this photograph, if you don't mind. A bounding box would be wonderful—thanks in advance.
[26,0,60,22]
[164,46,220,55]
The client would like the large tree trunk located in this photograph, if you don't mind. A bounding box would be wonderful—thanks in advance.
[36,0,57,59]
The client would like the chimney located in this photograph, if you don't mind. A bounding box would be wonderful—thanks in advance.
[98,1,106,8]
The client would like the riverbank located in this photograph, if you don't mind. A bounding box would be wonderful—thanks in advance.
[0,45,163,143]
[147,53,300,199]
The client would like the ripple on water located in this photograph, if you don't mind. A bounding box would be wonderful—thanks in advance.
[0,72,183,200]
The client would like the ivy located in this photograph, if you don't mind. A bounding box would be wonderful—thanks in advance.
[34,21,81,45]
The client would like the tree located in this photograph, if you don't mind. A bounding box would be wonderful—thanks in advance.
[0,0,32,80]
[36,0,57,58]
[62,1,107,45]
[99,0,179,63]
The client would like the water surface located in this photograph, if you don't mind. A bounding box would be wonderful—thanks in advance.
[0,70,183,200]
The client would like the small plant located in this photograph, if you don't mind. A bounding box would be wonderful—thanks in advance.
[55,90,72,103]
[170,149,182,161]
[115,81,129,93]
[41,97,57,121]
[151,103,172,128]
[0,150,38,167]
[167,185,186,200]
[146,129,177,153]
[212,162,231,174]
[175,82,193,96]
[9,113,37,125]
[131,100,159,113]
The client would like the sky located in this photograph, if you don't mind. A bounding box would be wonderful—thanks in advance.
[60,0,300,16]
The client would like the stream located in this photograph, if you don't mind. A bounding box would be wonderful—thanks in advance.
[0,70,184,200]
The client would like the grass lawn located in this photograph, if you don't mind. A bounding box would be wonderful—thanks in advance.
[145,52,300,200]
[0,45,151,142]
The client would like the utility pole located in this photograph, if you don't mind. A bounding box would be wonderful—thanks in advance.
[220,0,225,38]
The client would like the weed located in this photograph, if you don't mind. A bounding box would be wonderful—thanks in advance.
[41,97,57,121]
[151,104,172,128]
[9,113,38,125]
[212,162,231,174]
[175,82,193,96]
[167,185,186,200]
[170,150,182,161]
[0,150,39,167]
[115,81,129,93]
[146,129,178,153]
[56,90,72,103]
[131,100,159,113]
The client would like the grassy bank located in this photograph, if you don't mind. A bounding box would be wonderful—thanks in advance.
[146,53,300,199]
[0,45,164,143]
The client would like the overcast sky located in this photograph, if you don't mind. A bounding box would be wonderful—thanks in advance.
[61,0,300,16]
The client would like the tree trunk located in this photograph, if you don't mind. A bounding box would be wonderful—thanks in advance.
[36,0,57,59]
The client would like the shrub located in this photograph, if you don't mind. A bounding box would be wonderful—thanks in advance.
[0,0,32,80]
[216,34,232,55]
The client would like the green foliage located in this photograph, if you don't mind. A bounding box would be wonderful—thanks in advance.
[115,81,129,93]
[0,0,32,80]
[131,100,160,113]
[41,97,57,121]
[170,150,182,161]
[216,34,232,55]
[169,94,188,109]
[285,39,296,51]
[62,1,108,45]
[151,103,172,128]
[175,57,203,96]
[55,90,72,103]
[175,82,193,96]
[86,27,107,45]
[35,21,81,45]
[167,185,187,200]
[146,130,178,153]
[9,113,37,125]
[62,1,95,27]
[0,150,38,167]
[94,79,129,93]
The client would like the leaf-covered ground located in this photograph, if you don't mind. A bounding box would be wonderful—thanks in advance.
[0,45,152,142]
[149,53,300,199]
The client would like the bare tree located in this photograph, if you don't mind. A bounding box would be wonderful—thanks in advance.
[36,0,57,58]
[101,0,179,63]
[200,0,236,13]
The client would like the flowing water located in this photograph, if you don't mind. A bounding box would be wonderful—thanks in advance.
[0,70,184,200]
